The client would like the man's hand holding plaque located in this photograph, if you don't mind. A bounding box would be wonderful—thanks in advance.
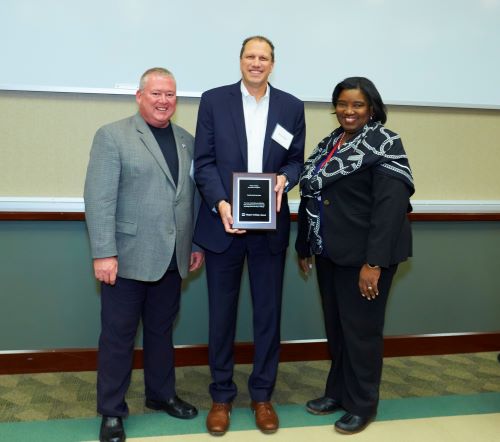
[217,199,247,234]
[274,174,287,213]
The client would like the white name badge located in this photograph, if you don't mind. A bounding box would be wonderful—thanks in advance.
[271,124,293,150]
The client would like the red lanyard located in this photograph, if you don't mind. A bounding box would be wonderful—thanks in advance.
[320,133,345,169]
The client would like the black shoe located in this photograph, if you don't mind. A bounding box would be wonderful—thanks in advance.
[145,396,198,419]
[306,396,342,415]
[99,416,125,442]
[334,412,375,434]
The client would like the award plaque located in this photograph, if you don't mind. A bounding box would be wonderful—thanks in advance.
[232,172,277,230]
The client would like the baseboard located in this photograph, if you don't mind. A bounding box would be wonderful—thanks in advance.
[3,212,500,221]
[1,332,498,374]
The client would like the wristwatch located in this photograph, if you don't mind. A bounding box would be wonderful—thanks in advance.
[367,263,380,269]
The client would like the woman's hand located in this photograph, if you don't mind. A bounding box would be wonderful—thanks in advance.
[359,264,381,300]
[298,256,313,275]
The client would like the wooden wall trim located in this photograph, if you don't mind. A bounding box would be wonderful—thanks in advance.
[409,213,500,221]
[0,212,85,221]
[2,212,500,222]
[1,332,498,374]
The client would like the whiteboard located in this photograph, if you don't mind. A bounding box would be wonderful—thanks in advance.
[1,0,499,108]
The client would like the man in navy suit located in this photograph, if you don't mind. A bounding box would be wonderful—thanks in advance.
[194,36,305,435]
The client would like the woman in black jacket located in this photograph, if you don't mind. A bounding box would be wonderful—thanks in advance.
[296,77,414,434]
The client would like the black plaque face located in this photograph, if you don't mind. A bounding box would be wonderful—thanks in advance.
[232,172,277,230]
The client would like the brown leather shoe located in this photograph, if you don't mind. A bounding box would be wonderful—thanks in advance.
[251,401,279,434]
[206,402,232,436]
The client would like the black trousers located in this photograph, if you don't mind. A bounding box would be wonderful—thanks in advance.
[97,269,181,417]
[205,233,286,403]
[315,256,397,417]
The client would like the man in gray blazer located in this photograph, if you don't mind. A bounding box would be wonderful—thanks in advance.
[84,67,203,442]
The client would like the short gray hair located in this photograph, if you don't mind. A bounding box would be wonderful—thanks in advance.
[139,67,175,91]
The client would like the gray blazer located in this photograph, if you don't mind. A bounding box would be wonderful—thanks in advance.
[84,113,197,281]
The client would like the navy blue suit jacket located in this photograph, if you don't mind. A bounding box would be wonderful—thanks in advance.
[194,81,305,254]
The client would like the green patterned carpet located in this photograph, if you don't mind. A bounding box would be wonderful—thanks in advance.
[1,352,499,423]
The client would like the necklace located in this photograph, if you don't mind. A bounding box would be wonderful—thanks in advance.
[320,132,345,168]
